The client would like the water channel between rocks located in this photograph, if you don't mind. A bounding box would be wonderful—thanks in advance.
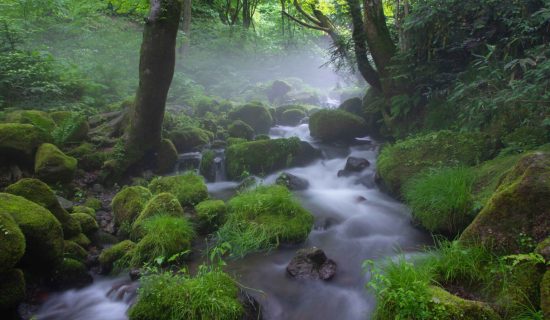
[35,122,431,320]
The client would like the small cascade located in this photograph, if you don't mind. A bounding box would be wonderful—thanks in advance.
[175,152,202,173]
[213,149,227,182]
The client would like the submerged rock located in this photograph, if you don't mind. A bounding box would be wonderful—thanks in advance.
[276,172,309,191]
[286,247,337,281]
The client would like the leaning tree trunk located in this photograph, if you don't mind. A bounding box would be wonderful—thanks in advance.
[125,0,183,167]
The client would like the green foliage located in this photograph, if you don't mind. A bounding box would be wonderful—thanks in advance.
[217,185,313,257]
[403,167,475,235]
[195,200,226,234]
[129,271,243,320]
[148,173,208,207]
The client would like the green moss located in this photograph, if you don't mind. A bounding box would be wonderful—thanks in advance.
[377,130,490,195]
[195,200,226,234]
[494,260,545,313]
[218,185,313,257]
[130,215,194,266]
[6,178,81,238]
[472,153,523,207]
[7,110,56,132]
[338,97,363,116]
[502,126,549,153]
[280,109,306,126]
[309,109,366,142]
[403,167,475,235]
[129,271,243,320]
[148,173,208,207]
[227,137,247,146]
[254,134,270,140]
[0,193,64,270]
[0,123,52,161]
[168,127,211,153]
[83,198,102,211]
[72,205,95,218]
[111,186,152,227]
[155,138,178,174]
[69,233,91,248]
[52,257,91,288]
[71,212,98,237]
[0,269,25,310]
[227,120,254,140]
[460,152,550,254]
[63,240,87,262]
[225,137,301,180]
[228,103,273,134]
[99,240,136,274]
[67,143,107,171]
[0,212,25,273]
[274,104,307,123]
[34,143,78,184]
[132,193,185,239]
[428,286,501,320]
[542,270,550,319]
[199,150,216,182]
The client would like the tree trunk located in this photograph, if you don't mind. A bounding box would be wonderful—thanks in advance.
[125,0,183,167]
[181,0,192,55]
[242,0,251,29]
[363,0,396,81]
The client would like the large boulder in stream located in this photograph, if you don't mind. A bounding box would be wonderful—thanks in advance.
[287,247,337,281]
[276,172,310,191]
[338,156,370,177]
[460,152,550,254]
[338,97,363,116]
[309,109,367,142]
[225,137,321,180]
[228,103,273,134]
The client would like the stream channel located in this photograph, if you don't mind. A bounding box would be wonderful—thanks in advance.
[35,121,431,320]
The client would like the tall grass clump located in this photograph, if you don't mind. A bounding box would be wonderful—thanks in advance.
[403,166,475,235]
[130,215,195,266]
[217,185,313,257]
[129,271,243,320]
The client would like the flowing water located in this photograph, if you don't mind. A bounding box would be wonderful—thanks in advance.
[33,122,430,320]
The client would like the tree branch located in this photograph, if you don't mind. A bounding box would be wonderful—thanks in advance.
[282,11,329,32]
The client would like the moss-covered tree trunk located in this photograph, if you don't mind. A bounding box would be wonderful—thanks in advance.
[363,0,396,82]
[125,0,183,168]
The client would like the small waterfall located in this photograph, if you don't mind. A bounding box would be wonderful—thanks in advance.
[175,152,202,173]
[213,149,227,182]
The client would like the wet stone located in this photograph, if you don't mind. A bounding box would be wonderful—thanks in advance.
[276,172,309,191]
[287,247,337,281]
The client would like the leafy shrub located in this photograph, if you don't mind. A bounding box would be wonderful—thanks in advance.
[403,167,475,235]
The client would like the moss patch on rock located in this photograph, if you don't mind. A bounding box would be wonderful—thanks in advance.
[378,130,490,195]
[34,143,78,184]
[99,240,136,274]
[460,152,550,254]
[541,270,550,319]
[227,120,254,140]
[0,212,25,273]
[67,143,107,171]
[52,257,92,288]
[71,212,98,237]
[155,138,178,174]
[69,232,91,248]
[63,240,87,262]
[218,185,313,257]
[148,173,208,207]
[0,123,52,163]
[428,286,501,320]
[0,269,25,311]
[0,193,64,270]
[72,205,95,218]
[280,109,306,126]
[6,178,81,238]
[228,103,273,134]
[111,186,152,227]
[168,127,212,153]
[309,109,366,142]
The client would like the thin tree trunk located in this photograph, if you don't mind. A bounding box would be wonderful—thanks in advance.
[126,0,183,166]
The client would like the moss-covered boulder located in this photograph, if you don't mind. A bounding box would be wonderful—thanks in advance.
[0,212,25,273]
[148,173,208,207]
[128,271,243,320]
[225,137,320,180]
[71,212,98,237]
[199,150,216,182]
[0,193,64,270]
[168,127,211,153]
[267,80,292,102]
[69,233,91,248]
[338,97,363,116]
[154,138,178,174]
[0,269,25,311]
[309,109,366,142]
[132,193,185,239]
[6,178,81,238]
[218,185,313,257]
[63,240,87,262]
[67,143,107,171]
[228,120,254,140]
[52,258,92,288]
[111,186,152,227]
[280,109,306,126]
[34,143,77,184]
[6,110,56,132]
[274,104,307,123]
[195,200,226,234]
[494,260,545,312]
[99,240,136,274]
[72,205,95,218]
[461,152,550,254]
[228,103,273,134]
[535,237,550,262]
[0,123,51,164]
[378,130,490,195]
[83,198,102,211]
[428,286,500,319]
[542,270,550,319]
